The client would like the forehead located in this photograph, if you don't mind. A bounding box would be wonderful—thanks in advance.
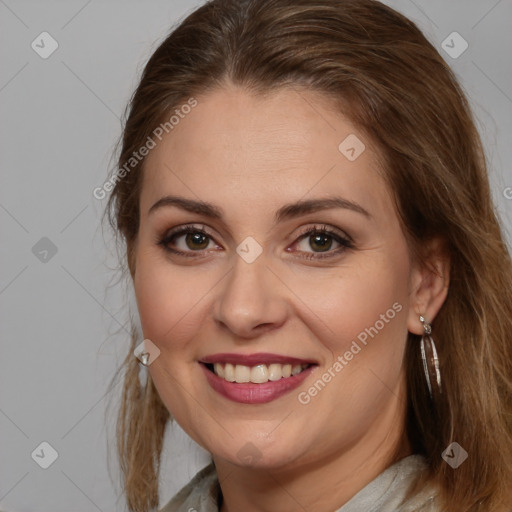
[140,85,391,223]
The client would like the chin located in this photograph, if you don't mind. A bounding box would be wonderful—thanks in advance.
[208,435,309,471]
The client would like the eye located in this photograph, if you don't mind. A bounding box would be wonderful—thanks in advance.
[158,224,219,257]
[158,223,354,260]
[290,224,354,260]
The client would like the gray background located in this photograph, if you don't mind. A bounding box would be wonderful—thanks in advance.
[1,0,511,511]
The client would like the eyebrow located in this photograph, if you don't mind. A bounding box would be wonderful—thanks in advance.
[148,195,372,222]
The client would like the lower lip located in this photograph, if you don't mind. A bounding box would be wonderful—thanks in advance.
[200,363,315,404]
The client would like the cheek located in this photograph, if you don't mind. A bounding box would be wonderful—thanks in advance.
[292,251,410,441]
[294,248,410,358]
[133,249,199,344]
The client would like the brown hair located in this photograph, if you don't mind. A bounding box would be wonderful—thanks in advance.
[106,0,512,510]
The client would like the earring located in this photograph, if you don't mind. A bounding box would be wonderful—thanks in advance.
[419,315,442,398]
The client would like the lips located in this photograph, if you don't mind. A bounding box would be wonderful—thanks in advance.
[200,352,317,366]
[199,353,317,404]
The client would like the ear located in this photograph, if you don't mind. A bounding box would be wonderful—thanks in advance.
[407,237,450,335]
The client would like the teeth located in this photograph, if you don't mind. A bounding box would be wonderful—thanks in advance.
[224,363,236,382]
[268,364,283,381]
[251,364,268,384]
[234,364,251,383]
[214,363,225,379]
[211,362,309,383]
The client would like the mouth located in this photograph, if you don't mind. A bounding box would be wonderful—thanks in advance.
[198,353,318,404]
[203,362,312,383]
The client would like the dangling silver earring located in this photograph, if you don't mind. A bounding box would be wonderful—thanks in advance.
[419,315,442,398]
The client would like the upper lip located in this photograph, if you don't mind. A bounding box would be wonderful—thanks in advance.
[199,352,317,366]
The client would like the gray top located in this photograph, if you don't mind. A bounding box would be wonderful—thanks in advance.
[159,455,440,512]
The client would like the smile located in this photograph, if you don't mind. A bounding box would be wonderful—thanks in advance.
[199,353,317,404]
[207,362,311,383]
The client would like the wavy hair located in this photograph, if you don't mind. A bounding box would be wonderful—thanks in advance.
[105,0,512,510]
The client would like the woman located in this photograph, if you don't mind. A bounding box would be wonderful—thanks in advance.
[106,0,512,510]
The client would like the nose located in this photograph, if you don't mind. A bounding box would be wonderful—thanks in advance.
[213,253,288,339]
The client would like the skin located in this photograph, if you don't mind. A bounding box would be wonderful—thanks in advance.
[132,83,449,512]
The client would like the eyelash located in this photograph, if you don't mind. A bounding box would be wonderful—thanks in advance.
[157,224,354,260]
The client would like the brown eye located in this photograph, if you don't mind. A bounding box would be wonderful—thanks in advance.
[307,232,334,252]
[293,226,353,260]
[182,231,210,250]
[159,225,217,256]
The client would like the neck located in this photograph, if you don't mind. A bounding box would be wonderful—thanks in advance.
[215,380,412,512]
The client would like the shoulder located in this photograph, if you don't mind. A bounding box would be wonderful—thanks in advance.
[337,455,441,512]
[390,456,441,512]
[399,491,440,512]
[158,463,219,512]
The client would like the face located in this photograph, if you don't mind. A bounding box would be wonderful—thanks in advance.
[133,84,418,471]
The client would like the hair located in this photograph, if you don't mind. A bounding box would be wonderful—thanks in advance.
[105,0,512,510]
